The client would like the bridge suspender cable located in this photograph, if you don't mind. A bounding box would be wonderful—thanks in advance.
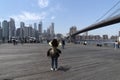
[67,0,120,39]
[95,0,120,22]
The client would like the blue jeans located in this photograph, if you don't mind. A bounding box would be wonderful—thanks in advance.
[51,57,58,69]
[62,44,65,49]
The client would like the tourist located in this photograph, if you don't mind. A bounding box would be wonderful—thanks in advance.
[47,39,62,71]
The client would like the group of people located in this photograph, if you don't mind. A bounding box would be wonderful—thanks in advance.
[47,39,65,71]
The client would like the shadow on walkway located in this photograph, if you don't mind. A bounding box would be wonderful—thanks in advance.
[58,65,71,72]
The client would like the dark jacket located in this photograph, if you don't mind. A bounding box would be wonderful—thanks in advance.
[47,48,61,58]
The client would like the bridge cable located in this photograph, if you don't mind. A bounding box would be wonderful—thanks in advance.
[107,8,120,18]
[95,0,120,22]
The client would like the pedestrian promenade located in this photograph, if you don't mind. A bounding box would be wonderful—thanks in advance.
[0,43,120,80]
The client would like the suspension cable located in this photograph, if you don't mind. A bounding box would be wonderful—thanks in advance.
[95,0,120,22]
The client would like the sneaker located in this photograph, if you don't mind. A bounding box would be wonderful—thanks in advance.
[55,68,58,71]
[51,68,54,71]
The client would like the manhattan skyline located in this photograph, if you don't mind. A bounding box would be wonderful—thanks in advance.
[0,0,120,36]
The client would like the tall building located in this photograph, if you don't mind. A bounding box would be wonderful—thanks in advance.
[38,21,42,35]
[34,23,39,40]
[16,28,21,37]
[50,22,55,39]
[0,22,2,40]
[24,26,29,38]
[47,28,50,35]
[0,22,1,28]
[20,22,25,38]
[9,18,16,40]
[2,20,9,41]
[20,22,25,28]
[28,25,33,37]
[24,25,34,38]
[33,23,37,37]
[34,23,37,30]
[69,26,77,35]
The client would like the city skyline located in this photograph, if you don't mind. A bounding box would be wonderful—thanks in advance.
[0,0,120,36]
[0,18,58,42]
[0,17,119,43]
[0,18,120,38]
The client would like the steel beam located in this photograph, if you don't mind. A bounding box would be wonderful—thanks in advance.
[69,15,120,38]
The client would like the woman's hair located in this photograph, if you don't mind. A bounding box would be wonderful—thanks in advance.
[51,39,59,47]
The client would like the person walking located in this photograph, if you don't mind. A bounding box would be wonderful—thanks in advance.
[47,39,61,71]
[114,40,118,50]
[62,39,65,49]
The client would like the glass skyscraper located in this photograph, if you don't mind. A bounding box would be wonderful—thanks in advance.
[2,20,9,41]
[9,18,16,40]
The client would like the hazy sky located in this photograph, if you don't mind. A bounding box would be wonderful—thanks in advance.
[0,0,120,36]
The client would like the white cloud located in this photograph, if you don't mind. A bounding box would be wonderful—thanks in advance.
[51,16,55,20]
[10,11,47,22]
[38,0,49,8]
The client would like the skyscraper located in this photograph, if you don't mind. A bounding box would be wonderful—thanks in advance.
[0,22,2,40]
[69,26,77,35]
[38,21,42,35]
[34,23,39,40]
[50,22,55,39]
[28,25,33,37]
[16,28,21,37]
[9,18,16,40]
[20,22,25,38]
[2,20,9,41]
[0,22,1,28]
[34,23,37,30]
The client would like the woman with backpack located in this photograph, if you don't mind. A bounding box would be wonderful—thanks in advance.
[47,39,61,71]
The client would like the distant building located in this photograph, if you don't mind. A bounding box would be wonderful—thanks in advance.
[38,21,43,41]
[9,18,16,40]
[0,29,2,40]
[34,23,37,30]
[24,26,30,38]
[0,22,2,40]
[16,28,21,37]
[2,20,9,41]
[69,26,77,42]
[94,35,101,40]
[42,30,47,40]
[0,18,62,42]
[46,28,50,40]
[20,22,25,38]
[110,35,117,40]
[83,31,88,36]
[0,22,1,29]
[28,25,33,37]
[56,33,63,39]
[69,26,77,35]
[34,23,39,40]
[38,21,42,35]
[50,22,55,39]
[47,28,50,35]
[103,35,108,40]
